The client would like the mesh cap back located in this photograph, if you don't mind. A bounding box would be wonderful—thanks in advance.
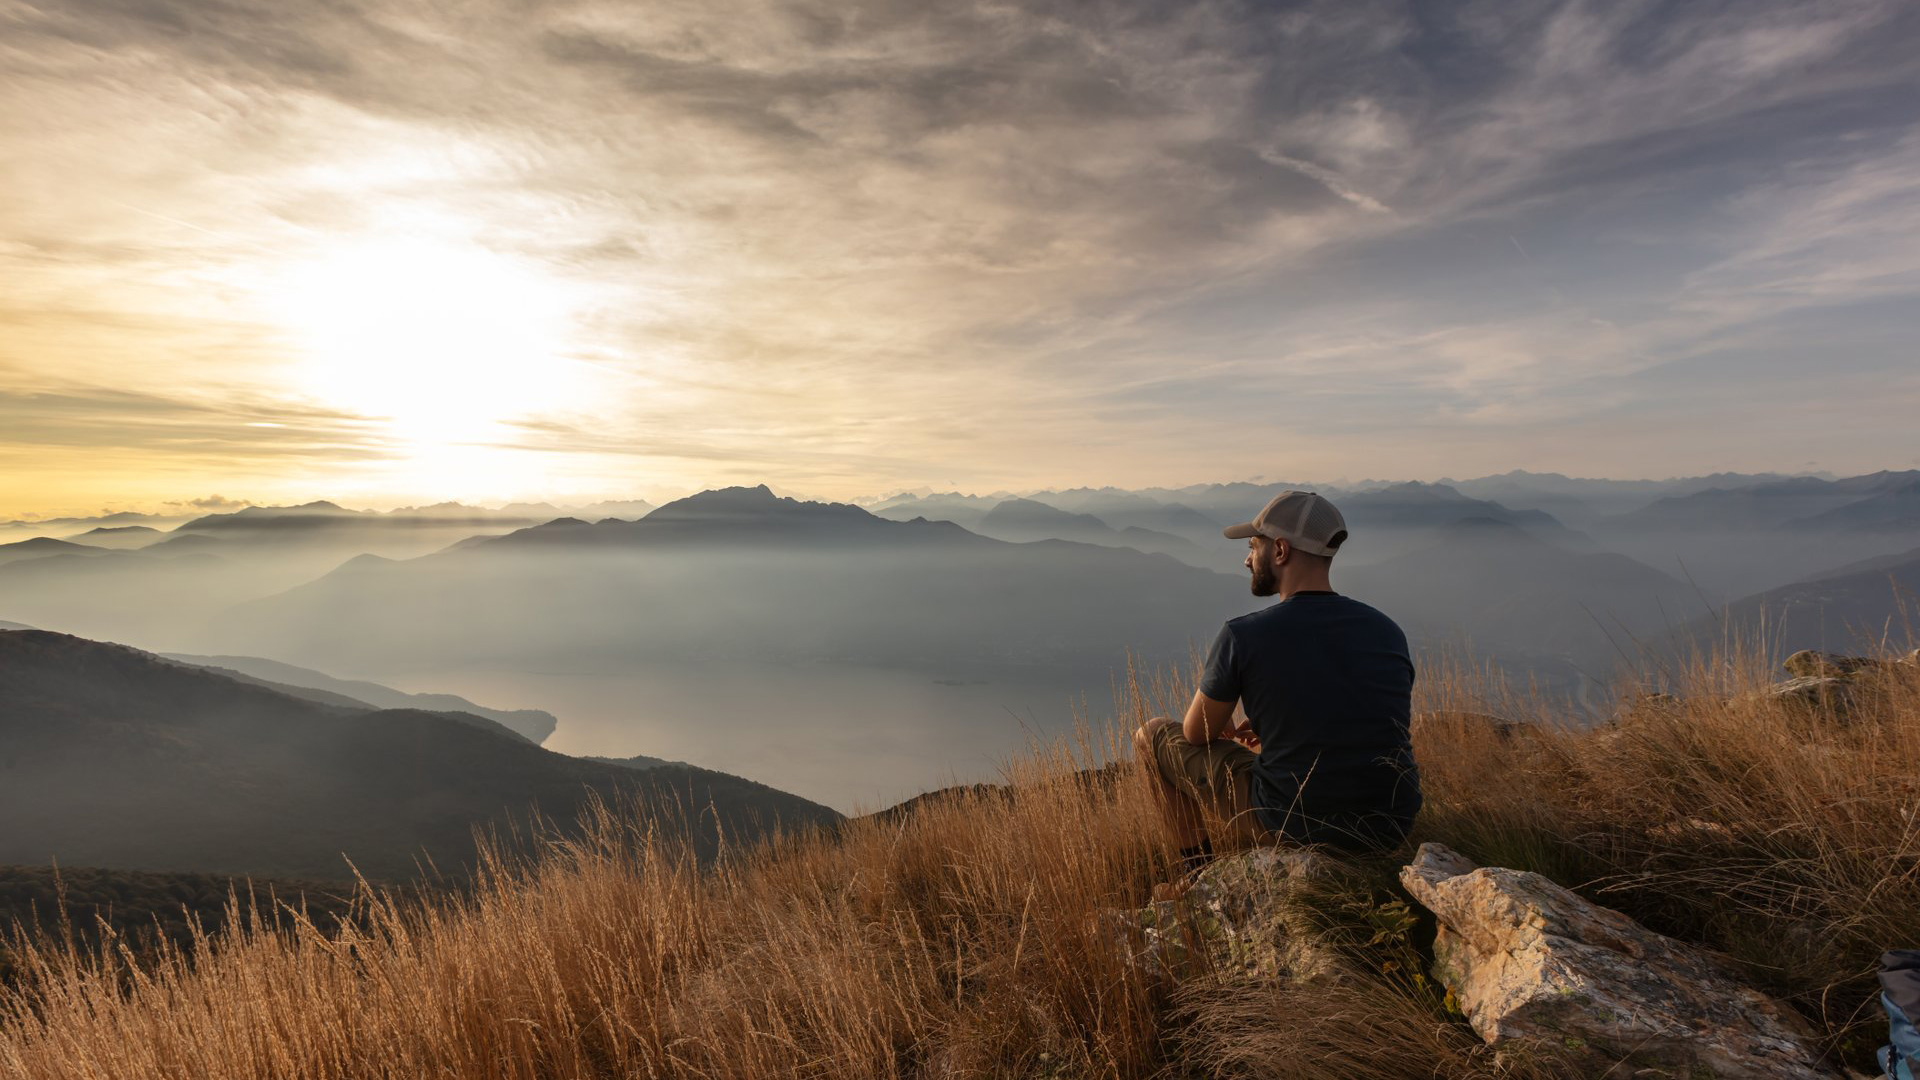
[1222,490,1348,556]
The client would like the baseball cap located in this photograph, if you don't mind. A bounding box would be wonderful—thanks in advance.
[1222,490,1348,556]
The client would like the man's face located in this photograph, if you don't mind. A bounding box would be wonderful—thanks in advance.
[1245,536,1281,597]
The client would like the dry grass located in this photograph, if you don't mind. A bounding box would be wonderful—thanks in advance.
[3,640,1918,1078]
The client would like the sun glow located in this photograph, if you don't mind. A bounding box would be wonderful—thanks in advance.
[265,237,591,444]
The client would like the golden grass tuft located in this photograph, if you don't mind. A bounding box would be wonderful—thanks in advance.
[3,639,1918,1078]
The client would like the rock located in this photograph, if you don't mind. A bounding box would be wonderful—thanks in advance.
[1766,675,1853,712]
[1181,847,1343,981]
[1783,650,1882,678]
[1104,847,1341,981]
[1400,842,1837,1078]
[1096,897,1189,974]
[1614,690,1688,727]
[1417,710,1525,742]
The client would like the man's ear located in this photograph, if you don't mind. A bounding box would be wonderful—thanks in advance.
[1272,538,1291,566]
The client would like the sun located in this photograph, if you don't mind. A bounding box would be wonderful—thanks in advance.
[265,236,588,443]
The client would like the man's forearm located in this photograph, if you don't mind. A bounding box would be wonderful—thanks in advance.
[1182,690,1237,744]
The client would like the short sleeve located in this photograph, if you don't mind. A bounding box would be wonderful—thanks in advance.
[1198,622,1241,702]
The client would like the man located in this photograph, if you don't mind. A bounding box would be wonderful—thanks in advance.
[1133,490,1420,879]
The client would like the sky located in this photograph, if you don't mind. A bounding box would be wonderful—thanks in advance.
[3,0,1919,517]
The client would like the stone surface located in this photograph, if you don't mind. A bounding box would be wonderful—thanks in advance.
[1783,650,1883,678]
[1400,842,1838,1079]
[1767,674,1854,712]
[1627,690,1684,714]
[1417,709,1525,741]
[1104,847,1340,981]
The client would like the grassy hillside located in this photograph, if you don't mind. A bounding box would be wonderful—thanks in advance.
[1,644,1917,1077]
[0,630,840,881]
[1707,544,1920,654]
[0,864,391,984]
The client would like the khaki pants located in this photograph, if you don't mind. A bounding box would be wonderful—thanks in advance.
[1144,722,1270,845]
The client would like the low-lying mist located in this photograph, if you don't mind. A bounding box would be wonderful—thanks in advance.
[4,474,1919,812]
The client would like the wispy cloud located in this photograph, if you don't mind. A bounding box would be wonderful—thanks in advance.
[1,0,1916,510]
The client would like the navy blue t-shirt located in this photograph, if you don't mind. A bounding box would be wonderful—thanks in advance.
[1199,591,1421,847]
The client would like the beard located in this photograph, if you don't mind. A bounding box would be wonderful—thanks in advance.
[1249,559,1278,597]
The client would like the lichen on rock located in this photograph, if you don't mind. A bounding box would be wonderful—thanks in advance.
[1102,846,1343,982]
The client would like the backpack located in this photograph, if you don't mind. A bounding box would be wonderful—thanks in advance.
[1878,950,1920,1079]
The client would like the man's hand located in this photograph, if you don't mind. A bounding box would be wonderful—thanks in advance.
[1228,720,1261,753]
[1183,690,1260,750]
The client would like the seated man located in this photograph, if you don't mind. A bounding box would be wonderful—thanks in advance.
[1134,490,1420,879]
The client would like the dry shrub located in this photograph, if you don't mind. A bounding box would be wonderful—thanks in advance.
[1169,975,1528,1080]
[2,640,1918,1077]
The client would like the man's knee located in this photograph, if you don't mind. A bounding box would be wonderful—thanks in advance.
[1133,715,1179,756]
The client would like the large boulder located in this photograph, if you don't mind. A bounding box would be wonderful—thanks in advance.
[1400,843,1837,1078]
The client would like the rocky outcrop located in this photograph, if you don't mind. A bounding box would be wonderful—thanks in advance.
[1782,648,1912,677]
[1766,674,1854,711]
[1400,842,1837,1078]
[1415,709,1525,741]
[1104,847,1341,981]
[1745,650,1916,719]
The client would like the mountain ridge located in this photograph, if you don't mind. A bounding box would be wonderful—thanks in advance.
[161,651,560,743]
[0,630,839,880]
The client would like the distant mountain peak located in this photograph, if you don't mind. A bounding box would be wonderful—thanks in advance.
[1373,480,1469,500]
[0,536,93,551]
[236,500,353,516]
[650,485,864,523]
[983,497,1101,528]
[336,553,396,572]
[465,484,915,552]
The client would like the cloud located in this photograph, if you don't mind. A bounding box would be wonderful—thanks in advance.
[1680,132,1920,319]
[0,388,382,457]
[0,0,1917,506]
[168,495,252,511]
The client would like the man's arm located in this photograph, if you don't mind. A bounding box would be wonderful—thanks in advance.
[1182,690,1239,746]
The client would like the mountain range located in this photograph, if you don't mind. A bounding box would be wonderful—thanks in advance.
[1611,471,1920,532]
[1,468,1917,902]
[971,497,1202,563]
[203,485,1253,676]
[1340,518,1704,687]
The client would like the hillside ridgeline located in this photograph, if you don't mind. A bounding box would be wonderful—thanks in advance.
[0,630,838,881]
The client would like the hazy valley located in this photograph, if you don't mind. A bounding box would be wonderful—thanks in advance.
[5,469,1919,829]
